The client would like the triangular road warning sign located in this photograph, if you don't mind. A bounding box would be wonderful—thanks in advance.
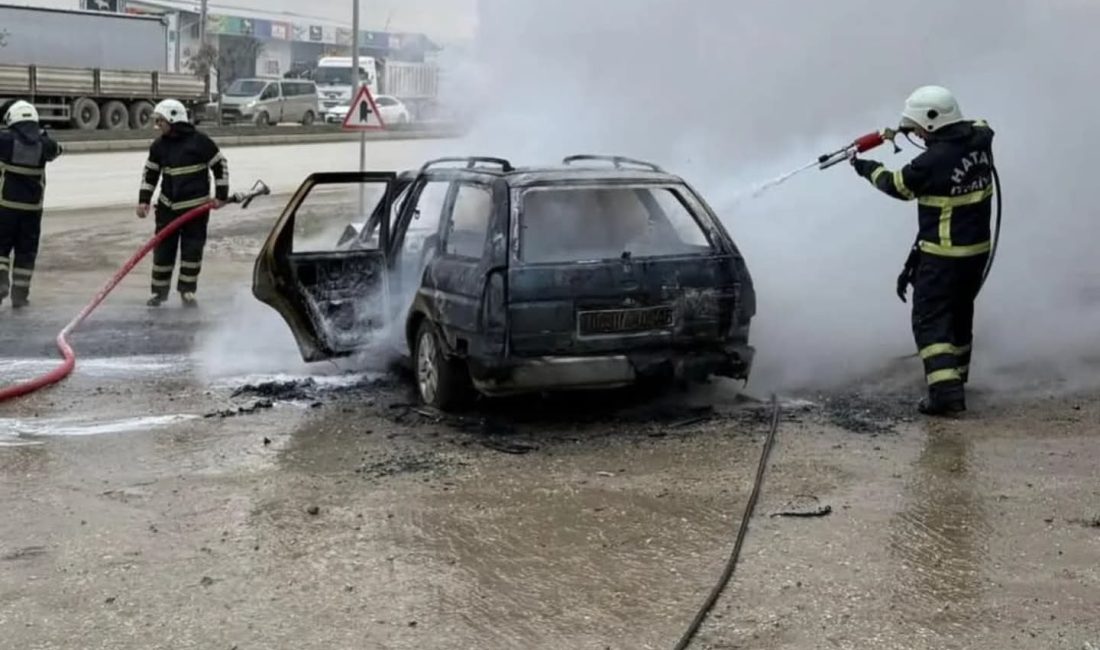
[342,84,386,131]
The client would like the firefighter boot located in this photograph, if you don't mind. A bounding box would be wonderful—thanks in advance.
[180,291,198,308]
[918,383,966,417]
[147,293,167,307]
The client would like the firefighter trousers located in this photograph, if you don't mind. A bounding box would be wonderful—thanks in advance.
[0,208,42,302]
[151,205,209,297]
[911,251,989,403]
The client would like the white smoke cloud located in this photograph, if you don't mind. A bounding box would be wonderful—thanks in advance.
[442,0,1100,393]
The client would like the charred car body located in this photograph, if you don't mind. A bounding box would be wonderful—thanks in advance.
[252,155,756,409]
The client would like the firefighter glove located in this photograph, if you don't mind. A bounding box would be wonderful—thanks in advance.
[896,267,912,303]
[851,157,880,178]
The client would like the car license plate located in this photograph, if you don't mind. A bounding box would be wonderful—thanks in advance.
[577,306,673,335]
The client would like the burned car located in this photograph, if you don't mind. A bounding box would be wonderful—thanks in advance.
[252,155,756,410]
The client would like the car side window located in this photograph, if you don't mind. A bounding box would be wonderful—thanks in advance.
[445,184,493,259]
[400,179,449,259]
[280,82,293,97]
[261,83,278,100]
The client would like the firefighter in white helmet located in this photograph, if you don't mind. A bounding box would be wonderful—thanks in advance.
[850,85,996,416]
[0,100,63,309]
[136,98,229,307]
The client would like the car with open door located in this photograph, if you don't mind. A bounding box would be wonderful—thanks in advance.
[252,155,757,410]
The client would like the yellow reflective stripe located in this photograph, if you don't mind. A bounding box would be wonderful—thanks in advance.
[145,160,160,171]
[0,161,43,176]
[920,343,964,359]
[179,261,201,270]
[158,195,210,210]
[927,369,962,385]
[918,240,992,257]
[0,198,43,211]
[973,119,988,127]
[0,258,9,270]
[919,186,994,208]
[208,152,226,167]
[938,205,954,247]
[172,196,211,210]
[959,365,970,374]
[957,344,971,355]
[141,183,156,192]
[870,166,888,184]
[178,274,199,283]
[215,178,230,187]
[152,264,174,273]
[11,268,32,278]
[11,278,31,287]
[892,171,915,200]
[162,163,209,176]
[151,279,171,287]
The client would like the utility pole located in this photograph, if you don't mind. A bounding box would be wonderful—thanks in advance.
[199,0,210,100]
[352,0,366,215]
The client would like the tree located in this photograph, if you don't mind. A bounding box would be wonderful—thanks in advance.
[187,37,265,126]
[187,37,266,94]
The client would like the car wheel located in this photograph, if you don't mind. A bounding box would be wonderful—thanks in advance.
[414,319,472,411]
[301,111,315,126]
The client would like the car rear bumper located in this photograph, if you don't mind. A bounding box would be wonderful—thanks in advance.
[468,345,754,396]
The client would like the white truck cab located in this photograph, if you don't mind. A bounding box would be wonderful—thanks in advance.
[313,56,378,113]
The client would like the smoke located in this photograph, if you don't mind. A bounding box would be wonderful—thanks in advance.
[444,0,1100,393]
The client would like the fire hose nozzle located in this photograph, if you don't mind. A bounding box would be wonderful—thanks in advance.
[817,128,902,170]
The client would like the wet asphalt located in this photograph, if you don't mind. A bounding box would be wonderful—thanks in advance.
[2,188,1099,649]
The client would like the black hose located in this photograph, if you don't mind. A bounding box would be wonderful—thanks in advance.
[980,164,1003,291]
[672,394,781,650]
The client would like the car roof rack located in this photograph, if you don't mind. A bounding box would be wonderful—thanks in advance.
[419,156,514,173]
[561,154,665,173]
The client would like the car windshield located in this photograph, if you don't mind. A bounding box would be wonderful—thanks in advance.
[224,80,267,97]
[519,185,713,263]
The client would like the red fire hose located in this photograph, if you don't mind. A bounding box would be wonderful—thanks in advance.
[0,181,269,404]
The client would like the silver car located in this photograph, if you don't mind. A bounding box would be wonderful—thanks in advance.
[219,78,321,126]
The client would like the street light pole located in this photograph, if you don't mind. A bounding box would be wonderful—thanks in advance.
[199,0,210,99]
[351,0,366,215]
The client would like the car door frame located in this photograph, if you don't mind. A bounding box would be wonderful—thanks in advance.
[252,171,397,362]
[417,175,504,360]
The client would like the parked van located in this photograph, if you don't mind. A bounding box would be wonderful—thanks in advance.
[219,78,321,126]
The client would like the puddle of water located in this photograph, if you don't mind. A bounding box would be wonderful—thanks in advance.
[0,414,200,438]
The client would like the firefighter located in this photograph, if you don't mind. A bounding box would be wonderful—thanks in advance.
[0,100,62,309]
[136,99,228,307]
[851,85,995,416]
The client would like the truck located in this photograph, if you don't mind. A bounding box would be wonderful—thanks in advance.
[312,55,439,121]
[0,4,206,130]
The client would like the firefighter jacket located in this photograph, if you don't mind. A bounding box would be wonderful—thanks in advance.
[138,123,228,212]
[854,120,995,258]
[0,122,62,212]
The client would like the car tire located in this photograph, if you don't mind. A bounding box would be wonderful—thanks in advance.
[301,111,315,126]
[414,319,473,411]
[254,112,270,127]
[70,97,100,130]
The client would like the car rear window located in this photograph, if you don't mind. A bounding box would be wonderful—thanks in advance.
[518,185,712,263]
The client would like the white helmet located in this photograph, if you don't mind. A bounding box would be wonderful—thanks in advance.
[152,98,189,124]
[4,100,39,126]
[900,85,964,133]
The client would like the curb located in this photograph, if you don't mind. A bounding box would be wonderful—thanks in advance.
[57,127,466,153]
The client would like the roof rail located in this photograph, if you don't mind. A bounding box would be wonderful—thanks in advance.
[561,154,665,172]
[419,156,514,173]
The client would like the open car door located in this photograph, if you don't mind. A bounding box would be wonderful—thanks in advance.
[253,172,396,362]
